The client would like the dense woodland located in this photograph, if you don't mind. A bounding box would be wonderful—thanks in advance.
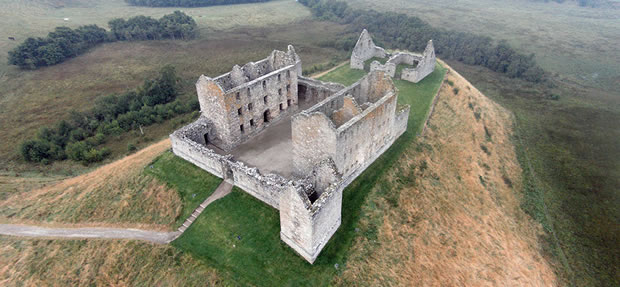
[8,11,197,69]
[124,0,270,7]
[300,0,546,82]
[20,66,197,164]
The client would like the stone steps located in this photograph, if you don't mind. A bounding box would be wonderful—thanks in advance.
[175,181,233,234]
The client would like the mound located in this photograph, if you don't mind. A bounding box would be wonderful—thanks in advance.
[0,139,180,231]
[335,62,557,285]
[0,237,220,285]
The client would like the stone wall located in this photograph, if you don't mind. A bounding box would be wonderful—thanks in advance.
[400,40,436,83]
[280,162,343,264]
[297,76,344,106]
[170,117,289,209]
[356,30,436,84]
[292,71,406,181]
[172,44,412,265]
[350,29,387,70]
[197,45,302,151]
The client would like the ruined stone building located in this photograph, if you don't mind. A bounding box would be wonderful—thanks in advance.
[351,29,436,83]
[170,45,410,263]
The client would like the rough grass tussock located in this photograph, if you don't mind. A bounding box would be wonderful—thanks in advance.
[334,62,557,285]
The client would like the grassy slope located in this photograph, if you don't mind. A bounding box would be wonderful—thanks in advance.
[333,63,557,286]
[145,151,222,227]
[447,60,620,286]
[0,237,221,286]
[171,63,446,285]
[0,139,221,231]
[341,1,619,284]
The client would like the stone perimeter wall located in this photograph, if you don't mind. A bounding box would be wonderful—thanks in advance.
[170,117,289,209]
[171,47,411,264]
[171,119,345,263]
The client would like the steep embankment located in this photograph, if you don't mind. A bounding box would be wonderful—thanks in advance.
[334,63,557,285]
[0,139,181,231]
[0,237,221,286]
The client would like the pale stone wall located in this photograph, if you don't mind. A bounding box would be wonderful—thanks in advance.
[350,29,387,70]
[357,30,436,83]
[170,117,289,209]
[401,40,436,83]
[172,45,412,265]
[292,71,405,182]
[291,112,339,177]
[297,76,344,106]
[197,46,302,151]
[280,162,342,264]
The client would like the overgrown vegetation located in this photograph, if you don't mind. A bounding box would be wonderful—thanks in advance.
[8,11,197,69]
[8,25,108,69]
[20,66,197,164]
[299,0,545,82]
[125,0,271,7]
[109,11,198,41]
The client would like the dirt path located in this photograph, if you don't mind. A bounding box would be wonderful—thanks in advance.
[310,61,348,79]
[0,181,233,244]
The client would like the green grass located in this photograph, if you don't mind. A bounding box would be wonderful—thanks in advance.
[317,63,366,86]
[145,151,222,228]
[171,63,445,285]
[320,62,448,134]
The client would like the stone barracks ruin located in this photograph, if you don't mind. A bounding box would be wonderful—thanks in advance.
[351,29,436,83]
[171,43,412,263]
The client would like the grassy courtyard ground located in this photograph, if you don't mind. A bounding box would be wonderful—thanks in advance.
[171,63,446,285]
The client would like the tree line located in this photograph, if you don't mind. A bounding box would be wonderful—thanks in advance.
[8,11,197,70]
[124,0,270,7]
[299,0,546,82]
[530,0,613,8]
[20,66,198,164]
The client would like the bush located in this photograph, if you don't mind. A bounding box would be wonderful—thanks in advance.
[109,11,197,41]
[128,143,137,153]
[20,66,194,164]
[8,12,197,70]
[8,25,107,69]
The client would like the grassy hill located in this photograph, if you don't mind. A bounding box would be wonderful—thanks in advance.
[0,139,221,231]
[0,61,557,285]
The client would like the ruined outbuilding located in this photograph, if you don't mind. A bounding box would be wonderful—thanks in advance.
[171,44,410,263]
[351,29,436,83]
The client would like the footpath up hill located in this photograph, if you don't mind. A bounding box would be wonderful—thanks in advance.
[335,63,557,285]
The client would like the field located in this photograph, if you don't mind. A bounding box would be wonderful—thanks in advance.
[344,0,620,96]
[0,0,348,176]
[171,62,446,285]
